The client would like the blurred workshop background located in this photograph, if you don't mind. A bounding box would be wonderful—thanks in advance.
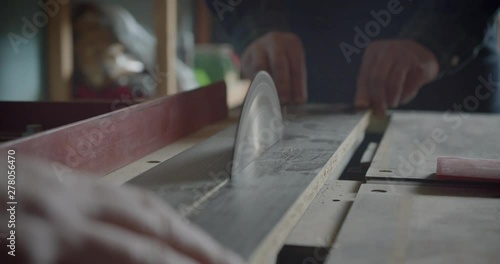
[1,0,245,104]
[1,0,499,104]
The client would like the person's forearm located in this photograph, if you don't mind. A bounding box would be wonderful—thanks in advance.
[205,0,289,54]
[399,0,500,76]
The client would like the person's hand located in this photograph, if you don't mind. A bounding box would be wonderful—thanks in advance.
[1,160,244,264]
[241,32,307,104]
[355,39,439,117]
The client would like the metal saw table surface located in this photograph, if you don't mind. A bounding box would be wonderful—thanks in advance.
[102,110,500,264]
[125,105,369,263]
[325,111,500,264]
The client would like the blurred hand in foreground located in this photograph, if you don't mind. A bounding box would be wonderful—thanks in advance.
[1,160,244,264]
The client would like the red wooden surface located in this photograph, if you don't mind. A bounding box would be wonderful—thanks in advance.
[0,82,227,178]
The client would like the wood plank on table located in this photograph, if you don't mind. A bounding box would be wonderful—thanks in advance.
[277,127,365,263]
[128,123,237,216]
[0,83,227,178]
[100,112,239,185]
[367,111,500,181]
[283,176,361,249]
[278,179,360,264]
[327,183,500,264]
[129,105,369,263]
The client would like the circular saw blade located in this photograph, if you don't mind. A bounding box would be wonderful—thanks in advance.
[232,71,284,177]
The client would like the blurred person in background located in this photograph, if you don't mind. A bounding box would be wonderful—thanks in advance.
[207,0,500,116]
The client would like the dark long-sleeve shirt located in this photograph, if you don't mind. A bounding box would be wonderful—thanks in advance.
[207,0,289,54]
[399,0,500,75]
[207,0,499,75]
[206,0,500,112]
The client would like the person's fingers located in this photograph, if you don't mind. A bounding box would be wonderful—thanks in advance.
[76,220,199,264]
[400,64,428,104]
[136,187,244,264]
[19,203,192,264]
[357,39,439,112]
[88,184,244,264]
[386,61,410,108]
[356,47,377,108]
[14,160,244,264]
[241,47,269,80]
[240,33,306,105]
[286,37,307,104]
[368,52,392,117]
[240,50,254,80]
[399,43,439,105]
[17,214,60,264]
[269,47,292,104]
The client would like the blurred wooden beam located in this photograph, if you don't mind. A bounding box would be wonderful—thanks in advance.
[195,0,212,44]
[48,0,73,101]
[155,0,178,96]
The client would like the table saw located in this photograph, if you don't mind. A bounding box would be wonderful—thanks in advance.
[2,74,499,264]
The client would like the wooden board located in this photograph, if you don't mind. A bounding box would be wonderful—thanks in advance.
[277,134,363,264]
[128,124,236,216]
[278,179,360,264]
[128,106,369,263]
[367,111,500,181]
[284,158,361,247]
[100,112,239,185]
[0,83,227,178]
[155,0,177,96]
[327,183,500,264]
